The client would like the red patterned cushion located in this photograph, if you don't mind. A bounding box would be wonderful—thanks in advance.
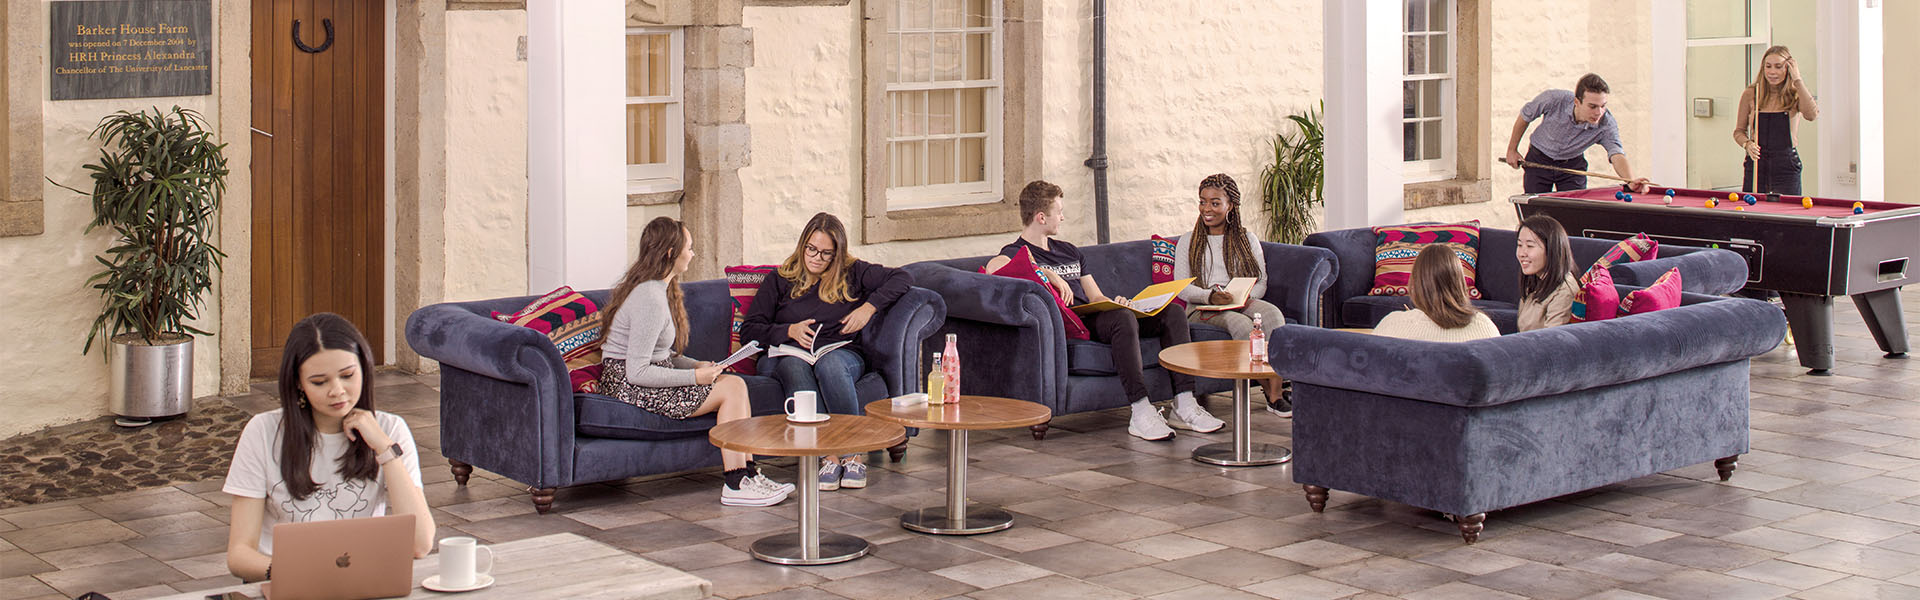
[1369,222,1482,299]
[1569,267,1619,323]
[982,247,1091,340]
[1619,268,1683,316]
[492,286,604,392]
[1148,235,1187,309]
[726,265,779,375]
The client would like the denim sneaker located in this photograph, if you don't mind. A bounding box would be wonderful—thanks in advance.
[817,460,842,491]
[840,460,868,489]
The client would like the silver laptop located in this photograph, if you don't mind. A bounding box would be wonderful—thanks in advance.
[265,513,416,600]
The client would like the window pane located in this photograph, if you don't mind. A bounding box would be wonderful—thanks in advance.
[959,88,986,133]
[1422,120,1442,160]
[966,33,992,80]
[933,33,962,81]
[900,0,931,30]
[959,137,986,183]
[894,140,924,187]
[1429,33,1448,74]
[1403,122,1417,161]
[965,0,990,27]
[1430,0,1448,32]
[1406,35,1427,76]
[1403,81,1417,119]
[627,103,666,165]
[891,90,924,136]
[1406,0,1427,32]
[903,34,932,82]
[928,89,956,135]
[887,33,901,83]
[934,0,963,28]
[928,139,956,185]
[1421,80,1441,118]
[1686,0,1751,39]
[625,34,671,97]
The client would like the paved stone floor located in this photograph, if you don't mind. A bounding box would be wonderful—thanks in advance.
[4,290,1919,599]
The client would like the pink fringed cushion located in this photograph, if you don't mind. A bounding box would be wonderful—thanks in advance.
[982,247,1091,340]
[1619,268,1683,316]
[1569,267,1619,323]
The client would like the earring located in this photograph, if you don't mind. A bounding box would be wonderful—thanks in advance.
[298,397,310,409]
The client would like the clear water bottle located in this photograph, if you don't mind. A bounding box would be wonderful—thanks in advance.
[1248,313,1267,365]
[943,333,961,403]
[926,353,946,404]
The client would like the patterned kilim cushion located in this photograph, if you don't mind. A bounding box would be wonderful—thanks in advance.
[492,286,604,393]
[1149,234,1187,309]
[1572,233,1658,323]
[1369,221,1482,299]
[727,265,779,376]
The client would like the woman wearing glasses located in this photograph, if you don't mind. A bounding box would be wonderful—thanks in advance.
[741,212,914,491]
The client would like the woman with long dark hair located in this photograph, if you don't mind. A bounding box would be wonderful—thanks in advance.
[1374,245,1500,341]
[599,217,791,506]
[1734,45,1818,195]
[224,313,435,582]
[741,212,913,492]
[1516,215,1579,331]
[1172,174,1276,421]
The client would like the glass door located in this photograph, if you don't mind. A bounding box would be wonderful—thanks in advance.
[1684,0,1819,194]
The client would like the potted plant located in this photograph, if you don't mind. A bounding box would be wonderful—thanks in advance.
[59,107,228,427]
[1258,101,1325,244]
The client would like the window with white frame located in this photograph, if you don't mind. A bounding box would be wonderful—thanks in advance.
[1403,0,1455,182]
[626,27,684,193]
[884,0,1002,210]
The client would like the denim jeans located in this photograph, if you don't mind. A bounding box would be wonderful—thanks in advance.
[763,350,868,416]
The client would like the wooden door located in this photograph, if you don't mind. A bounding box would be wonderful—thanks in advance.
[250,0,385,377]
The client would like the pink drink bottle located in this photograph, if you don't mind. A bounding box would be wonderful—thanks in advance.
[943,333,961,403]
[1248,313,1267,364]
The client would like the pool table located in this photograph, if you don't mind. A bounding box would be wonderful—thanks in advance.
[1513,186,1920,374]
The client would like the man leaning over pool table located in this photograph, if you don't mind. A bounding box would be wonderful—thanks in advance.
[1504,73,1652,195]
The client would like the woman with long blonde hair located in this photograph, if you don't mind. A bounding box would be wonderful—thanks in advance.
[1734,45,1818,195]
[742,212,914,492]
[600,217,792,506]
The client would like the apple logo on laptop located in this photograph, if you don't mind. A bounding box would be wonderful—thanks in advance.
[335,552,352,568]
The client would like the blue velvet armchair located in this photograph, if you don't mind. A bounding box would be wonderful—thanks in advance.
[405,279,946,513]
[1306,226,1751,332]
[1271,292,1785,543]
[904,238,1337,438]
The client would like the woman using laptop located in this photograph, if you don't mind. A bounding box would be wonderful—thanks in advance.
[225,313,435,582]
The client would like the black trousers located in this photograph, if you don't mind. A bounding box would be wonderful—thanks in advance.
[1742,148,1803,196]
[1087,307,1195,402]
[1522,146,1589,193]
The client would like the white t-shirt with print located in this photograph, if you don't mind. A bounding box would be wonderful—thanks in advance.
[222,409,423,554]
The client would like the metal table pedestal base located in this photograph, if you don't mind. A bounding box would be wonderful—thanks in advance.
[1192,377,1292,467]
[749,532,871,565]
[901,506,1016,535]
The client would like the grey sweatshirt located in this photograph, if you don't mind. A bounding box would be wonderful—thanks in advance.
[599,280,701,387]
[1172,231,1268,304]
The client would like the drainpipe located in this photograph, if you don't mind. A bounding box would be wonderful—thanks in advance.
[1084,0,1110,243]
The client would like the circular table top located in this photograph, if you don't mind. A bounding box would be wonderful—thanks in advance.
[708,415,907,457]
[862,396,1052,430]
[1157,340,1275,379]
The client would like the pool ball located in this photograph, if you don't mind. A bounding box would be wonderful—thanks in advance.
[1801,197,1814,209]
[1853,202,1866,215]
[1705,199,1718,208]
[1735,206,1746,211]
[1728,192,1738,203]
[1624,194,1634,203]
[1744,195,1758,206]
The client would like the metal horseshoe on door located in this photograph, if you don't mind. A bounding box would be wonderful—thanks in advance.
[293,19,334,54]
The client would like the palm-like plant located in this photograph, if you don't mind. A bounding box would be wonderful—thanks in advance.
[58,107,228,354]
[1258,102,1325,244]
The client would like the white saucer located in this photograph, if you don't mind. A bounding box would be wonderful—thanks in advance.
[787,414,831,424]
[422,574,495,593]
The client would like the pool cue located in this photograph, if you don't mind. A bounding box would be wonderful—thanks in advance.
[1746,83,1761,196]
[1499,157,1632,183]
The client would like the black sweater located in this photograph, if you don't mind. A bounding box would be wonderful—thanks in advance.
[740,260,914,355]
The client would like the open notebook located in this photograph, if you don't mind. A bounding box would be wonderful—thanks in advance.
[1070,278,1195,317]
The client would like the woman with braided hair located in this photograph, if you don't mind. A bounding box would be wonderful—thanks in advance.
[1173,174,1290,415]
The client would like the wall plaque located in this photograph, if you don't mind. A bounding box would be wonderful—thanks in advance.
[50,0,213,101]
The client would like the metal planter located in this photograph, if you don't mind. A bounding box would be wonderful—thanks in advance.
[107,333,194,419]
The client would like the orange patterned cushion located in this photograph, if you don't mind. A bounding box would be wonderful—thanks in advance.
[1369,222,1482,299]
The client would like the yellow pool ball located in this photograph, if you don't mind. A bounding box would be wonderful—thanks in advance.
[1735,206,1746,211]
[1728,192,1738,202]
[1705,199,1718,208]
[1853,201,1865,210]
[1801,197,1814,209]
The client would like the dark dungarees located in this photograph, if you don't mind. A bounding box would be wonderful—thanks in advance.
[1743,112,1802,195]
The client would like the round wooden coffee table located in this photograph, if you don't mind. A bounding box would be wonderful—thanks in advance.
[864,396,1052,535]
[1158,340,1290,467]
[709,414,906,565]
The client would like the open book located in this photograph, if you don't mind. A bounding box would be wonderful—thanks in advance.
[1071,278,1195,317]
[716,341,763,370]
[1191,277,1258,312]
[768,340,852,365]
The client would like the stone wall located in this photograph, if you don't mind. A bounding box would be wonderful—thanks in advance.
[444,9,531,303]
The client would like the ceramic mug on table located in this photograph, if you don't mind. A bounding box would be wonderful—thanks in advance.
[785,390,819,421]
[438,536,494,588]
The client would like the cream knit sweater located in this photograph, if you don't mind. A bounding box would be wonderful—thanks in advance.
[1372,309,1501,342]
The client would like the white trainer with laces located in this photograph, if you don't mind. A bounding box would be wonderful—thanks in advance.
[1167,404,1225,433]
[751,473,795,495]
[721,480,789,506]
[1128,405,1176,441]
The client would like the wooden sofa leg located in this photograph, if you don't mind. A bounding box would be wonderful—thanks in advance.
[1303,485,1329,513]
[1029,422,1050,440]
[530,487,557,514]
[887,441,908,463]
[1715,455,1739,482]
[450,460,472,486]
[1452,513,1486,544]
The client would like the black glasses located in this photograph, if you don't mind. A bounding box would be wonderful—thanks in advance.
[805,245,837,260]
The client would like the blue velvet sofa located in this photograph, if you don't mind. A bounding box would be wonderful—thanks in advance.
[905,238,1336,437]
[405,279,946,513]
[1270,291,1786,543]
[1305,226,1751,332]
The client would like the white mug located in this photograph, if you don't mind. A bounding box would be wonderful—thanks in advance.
[785,390,819,420]
[438,536,494,588]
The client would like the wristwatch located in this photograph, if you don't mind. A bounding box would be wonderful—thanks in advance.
[376,442,406,465]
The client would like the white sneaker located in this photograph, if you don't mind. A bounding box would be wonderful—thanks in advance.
[721,481,789,506]
[1128,405,1176,441]
[1167,404,1226,433]
[751,473,795,495]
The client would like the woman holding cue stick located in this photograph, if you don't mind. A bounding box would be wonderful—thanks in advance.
[1734,45,1817,197]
